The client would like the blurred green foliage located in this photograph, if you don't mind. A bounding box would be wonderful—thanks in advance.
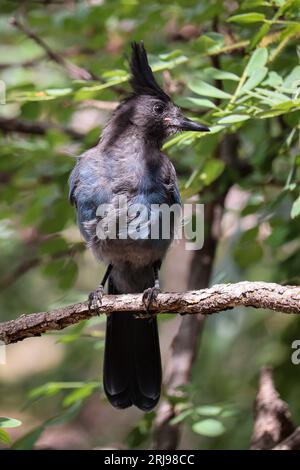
[0,0,299,450]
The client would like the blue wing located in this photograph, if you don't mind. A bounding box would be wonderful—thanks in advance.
[69,153,111,242]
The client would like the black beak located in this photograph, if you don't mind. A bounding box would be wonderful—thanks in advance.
[180,117,210,132]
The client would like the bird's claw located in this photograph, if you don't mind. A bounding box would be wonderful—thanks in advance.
[142,286,160,312]
[133,312,153,320]
[88,285,104,315]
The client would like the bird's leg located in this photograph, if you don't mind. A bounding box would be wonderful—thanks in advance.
[142,261,161,313]
[88,264,113,313]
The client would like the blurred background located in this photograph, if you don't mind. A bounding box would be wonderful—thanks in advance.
[0,0,300,450]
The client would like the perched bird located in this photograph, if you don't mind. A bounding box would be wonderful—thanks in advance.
[69,42,209,411]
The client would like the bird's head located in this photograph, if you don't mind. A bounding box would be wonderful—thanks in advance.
[124,41,210,141]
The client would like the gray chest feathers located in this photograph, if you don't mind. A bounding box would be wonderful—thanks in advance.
[84,159,178,268]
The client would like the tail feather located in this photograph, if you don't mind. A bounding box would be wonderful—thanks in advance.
[103,277,161,411]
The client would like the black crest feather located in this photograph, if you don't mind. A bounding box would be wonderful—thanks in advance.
[129,42,170,102]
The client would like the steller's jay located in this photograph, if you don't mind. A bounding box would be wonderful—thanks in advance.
[69,42,209,411]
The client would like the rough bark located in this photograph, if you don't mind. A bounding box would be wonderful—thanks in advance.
[0,117,83,139]
[1,282,299,345]
[251,367,295,450]
[272,427,300,450]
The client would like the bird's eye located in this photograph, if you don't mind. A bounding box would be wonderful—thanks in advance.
[153,103,164,114]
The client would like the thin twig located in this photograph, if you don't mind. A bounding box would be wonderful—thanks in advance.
[0,117,83,139]
[10,17,99,81]
[0,56,44,70]
[0,258,40,291]
[80,100,119,111]
[0,244,83,291]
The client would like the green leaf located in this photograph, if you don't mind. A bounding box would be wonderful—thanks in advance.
[39,237,69,256]
[12,426,44,450]
[39,199,71,233]
[249,23,270,49]
[126,412,155,449]
[242,66,268,92]
[29,383,63,400]
[254,88,291,104]
[29,382,87,400]
[234,228,263,268]
[246,48,268,75]
[199,159,225,186]
[63,383,97,408]
[163,132,198,150]
[228,13,266,24]
[207,125,226,134]
[220,408,239,418]
[76,77,129,95]
[75,55,187,100]
[42,259,65,277]
[195,405,222,416]
[193,33,225,54]
[266,226,289,247]
[192,419,225,437]
[58,259,78,290]
[0,417,22,428]
[42,258,78,290]
[93,340,105,350]
[283,66,300,90]
[45,88,72,97]
[151,55,187,72]
[159,49,183,61]
[10,90,57,102]
[176,97,217,109]
[241,0,268,8]
[21,102,41,120]
[102,69,128,79]
[170,409,193,425]
[46,402,82,427]
[203,67,240,81]
[188,80,231,100]
[256,106,294,119]
[57,321,87,344]
[0,429,12,446]
[291,196,300,219]
[263,71,283,88]
[218,114,250,124]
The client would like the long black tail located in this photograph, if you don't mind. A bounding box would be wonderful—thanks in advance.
[103,277,161,411]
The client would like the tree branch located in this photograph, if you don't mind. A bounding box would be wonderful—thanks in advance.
[10,17,127,95]
[1,282,299,345]
[0,257,40,291]
[0,243,83,291]
[0,117,83,139]
[251,367,295,450]
[11,17,99,81]
[272,427,300,450]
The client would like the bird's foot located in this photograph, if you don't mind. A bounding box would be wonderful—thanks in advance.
[88,285,104,314]
[133,312,153,320]
[142,286,160,312]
